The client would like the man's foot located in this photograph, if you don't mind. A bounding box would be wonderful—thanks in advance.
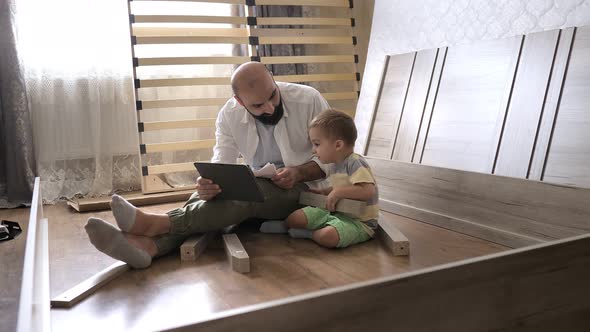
[259,220,288,233]
[110,194,137,232]
[85,217,152,269]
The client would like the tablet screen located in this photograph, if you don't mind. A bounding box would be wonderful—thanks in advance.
[194,162,265,202]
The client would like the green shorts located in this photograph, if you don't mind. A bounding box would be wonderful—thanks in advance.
[302,206,373,248]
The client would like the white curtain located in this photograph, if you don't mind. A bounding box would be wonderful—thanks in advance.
[16,0,141,202]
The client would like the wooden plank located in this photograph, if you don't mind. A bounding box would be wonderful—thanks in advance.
[50,262,130,308]
[66,189,195,212]
[133,15,247,25]
[528,28,575,180]
[379,199,542,248]
[258,36,353,45]
[251,28,351,38]
[132,27,248,38]
[413,47,447,163]
[299,192,366,216]
[180,232,217,261]
[365,53,415,159]
[321,91,357,101]
[376,217,409,256]
[261,55,355,64]
[137,56,249,66]
[222,234,250,273]
[141,119,216,131]
[139,73,355,88]
[144,139,216,153]
[256,17,351,26]
[494,30,560,177]
[421,36,523,173]
[16,178,50,332]
[147,161,203,174]
[255,0,349,6]
[367,157,590,245]
[391,48,438,162]
[542,27,590,188]
[135,36,249,45]
[164,233,590,332]
[141,98,228,109]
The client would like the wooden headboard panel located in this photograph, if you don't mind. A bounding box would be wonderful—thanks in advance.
[364,25,590,188]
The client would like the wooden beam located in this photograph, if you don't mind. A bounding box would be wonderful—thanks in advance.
[132,27,248,38]
[180,232,217,261]
[133,15,247,25]
[258,36,354,45]
[222,233,250,273]
[138,73,355,88]
[140,98,228,109]
[299,192,366,216]
[256,17,351,26]
[137,56,249,66]
[147,161,202,175]
[17,178,50,332]
[144,139,216,153]
[163,233,590,331]
[377,218,410,256]
[66,189,195,212]
[141,119,216,131]
[261,55,356,64]
[50,262,129,308]
[322,91,358,101]
[135,36,249,45]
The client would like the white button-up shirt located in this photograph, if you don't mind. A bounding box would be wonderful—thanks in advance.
[212,82,330,174]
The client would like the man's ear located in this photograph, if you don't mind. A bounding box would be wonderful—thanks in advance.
[234,96,244,107]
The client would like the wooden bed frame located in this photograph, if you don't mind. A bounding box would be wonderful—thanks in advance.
[16,20,590,332]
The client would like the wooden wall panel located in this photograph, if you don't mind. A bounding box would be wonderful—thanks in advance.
[493,30,560,177]
[365,53,415,158]
[528,28,575,181]
[390,49,438,162]
[543,26,590,187]
[420,36,523,173]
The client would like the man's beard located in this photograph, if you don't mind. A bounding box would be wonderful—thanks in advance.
[246,99,284,126]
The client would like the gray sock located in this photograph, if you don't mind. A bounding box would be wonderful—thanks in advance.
[111,194,136,232]
[85,217,152,269]
[260,220,288,233]
[288,228,313,239]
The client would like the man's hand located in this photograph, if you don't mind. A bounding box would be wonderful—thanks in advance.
[196,176,221,201]
[325,188,341,212]
[271,167,300,189]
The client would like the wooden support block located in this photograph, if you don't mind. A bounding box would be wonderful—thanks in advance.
[180,232,217,261]
[222,233,250,273]
[377,218,410,256]
[299,192,367,216]
[50,262,129,308]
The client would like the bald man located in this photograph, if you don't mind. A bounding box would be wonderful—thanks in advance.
[85,62,331,268]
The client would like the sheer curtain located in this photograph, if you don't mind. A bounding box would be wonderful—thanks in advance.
[16,0,141,202]
[0,0,36,208]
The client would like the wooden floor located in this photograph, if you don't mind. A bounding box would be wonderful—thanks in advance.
[1,201,509,332]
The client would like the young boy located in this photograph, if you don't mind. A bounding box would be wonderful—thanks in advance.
[284,109,379,248]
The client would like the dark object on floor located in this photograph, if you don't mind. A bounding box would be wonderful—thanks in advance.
[0,220,22,241]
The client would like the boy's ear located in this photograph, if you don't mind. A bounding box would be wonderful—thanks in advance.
[334,139,345,151]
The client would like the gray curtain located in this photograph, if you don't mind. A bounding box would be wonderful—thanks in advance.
[0,0,37,208]
[258,5,306,76]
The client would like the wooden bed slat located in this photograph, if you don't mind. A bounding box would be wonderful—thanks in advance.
[133,15,247,24]
[144,139,216,153]
[141,119,216,131]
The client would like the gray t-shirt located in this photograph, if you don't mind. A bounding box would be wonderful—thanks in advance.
[252,121,285,170]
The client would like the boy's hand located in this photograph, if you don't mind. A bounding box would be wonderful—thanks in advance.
[326,189,341,212]
[272,167,300,189]
[196,176,221,201]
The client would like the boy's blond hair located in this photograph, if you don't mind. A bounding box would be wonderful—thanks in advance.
[309,109,357,146]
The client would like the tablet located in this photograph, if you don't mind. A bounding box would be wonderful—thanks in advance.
[194,162,265,202]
